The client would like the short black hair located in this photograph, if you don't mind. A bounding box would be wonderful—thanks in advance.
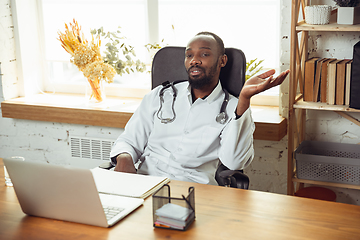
[195,31,225,56]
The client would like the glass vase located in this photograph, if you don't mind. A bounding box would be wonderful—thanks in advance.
[85,78,106,105]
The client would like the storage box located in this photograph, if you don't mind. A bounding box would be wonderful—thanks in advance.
[295,141,360,185]
[152,184,195,231]
[304,5,331,25]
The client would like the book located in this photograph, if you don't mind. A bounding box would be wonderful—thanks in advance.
[304,57,320,102]
[336,59,351,105]
[90,168,170,199]
[345,60,353,106]
[327,59,343,105]
[350,41,360,109]
[313,58,325,102]
[320,58,336,103]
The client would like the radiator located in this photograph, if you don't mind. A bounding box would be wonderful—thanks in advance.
[70,136,115,161]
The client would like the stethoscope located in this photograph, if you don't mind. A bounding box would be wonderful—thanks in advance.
[157,80,229,124]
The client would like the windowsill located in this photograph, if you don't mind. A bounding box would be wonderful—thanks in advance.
[1,93,287,141]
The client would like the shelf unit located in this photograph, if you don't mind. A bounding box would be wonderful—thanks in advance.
[288,0,360,195]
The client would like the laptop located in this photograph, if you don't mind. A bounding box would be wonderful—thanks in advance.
[3,158,144,228]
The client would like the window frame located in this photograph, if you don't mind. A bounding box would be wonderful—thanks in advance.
[11,0,281,106]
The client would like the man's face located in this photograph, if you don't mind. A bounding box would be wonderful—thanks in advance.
[184,35,223,89]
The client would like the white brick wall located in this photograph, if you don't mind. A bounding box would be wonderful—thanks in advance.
[1,0,359,205]
[0,0,18,101]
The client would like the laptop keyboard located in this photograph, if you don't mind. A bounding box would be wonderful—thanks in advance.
[103,205,125,221]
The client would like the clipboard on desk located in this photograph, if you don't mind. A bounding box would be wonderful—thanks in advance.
[91,168,170,199]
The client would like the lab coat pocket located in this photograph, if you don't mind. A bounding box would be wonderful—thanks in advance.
[195,124,222,156]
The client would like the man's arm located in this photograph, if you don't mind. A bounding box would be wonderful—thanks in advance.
[219,69,290,170]
[236,69,290,116]
[114,153,137,173]
[110,87,159,174]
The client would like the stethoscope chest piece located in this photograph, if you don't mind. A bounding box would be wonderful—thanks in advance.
[216,112,228,124]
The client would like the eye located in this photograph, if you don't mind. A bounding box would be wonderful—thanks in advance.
[202,52,210,57]
[185,53,193,58]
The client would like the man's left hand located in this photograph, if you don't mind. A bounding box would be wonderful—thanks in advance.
[236,69,290,116]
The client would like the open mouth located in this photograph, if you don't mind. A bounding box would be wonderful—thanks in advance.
[188,67,204,77]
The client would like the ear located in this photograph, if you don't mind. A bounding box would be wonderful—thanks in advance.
[220,54,228,68]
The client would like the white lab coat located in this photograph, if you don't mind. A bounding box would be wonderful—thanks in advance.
[110,81,255,185]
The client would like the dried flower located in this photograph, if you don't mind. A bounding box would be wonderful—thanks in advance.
[91,26,146,76]
[58,19,116,102]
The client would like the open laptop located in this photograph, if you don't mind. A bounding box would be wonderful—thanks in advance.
[3,158,144,228]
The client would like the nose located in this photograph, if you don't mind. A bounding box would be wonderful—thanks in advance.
[190,56,201,66]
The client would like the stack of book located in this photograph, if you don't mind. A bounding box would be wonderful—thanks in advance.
[304,57,353,105]
[154,203,195,230]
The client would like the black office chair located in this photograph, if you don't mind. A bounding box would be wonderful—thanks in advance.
[151,46,249,190]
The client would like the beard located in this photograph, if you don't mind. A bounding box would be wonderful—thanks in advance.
[187,60,219,89]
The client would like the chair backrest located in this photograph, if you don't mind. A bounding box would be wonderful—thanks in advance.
[151,46,246,97]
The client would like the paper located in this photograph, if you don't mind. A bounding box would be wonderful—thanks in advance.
[91,168,170,199]
[155,203,193,221]
[155,203,194,230]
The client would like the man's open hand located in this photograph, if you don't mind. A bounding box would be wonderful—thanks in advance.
[236,69,290,116]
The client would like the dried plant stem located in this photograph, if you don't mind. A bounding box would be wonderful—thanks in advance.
[87,78,103,102]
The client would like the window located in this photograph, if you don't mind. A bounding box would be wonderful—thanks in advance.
[13,0,280,103]
[41,0,150,98]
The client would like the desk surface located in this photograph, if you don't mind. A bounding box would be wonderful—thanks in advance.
[1,159,360,240]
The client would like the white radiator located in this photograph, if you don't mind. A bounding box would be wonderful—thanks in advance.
[70,136,115,161]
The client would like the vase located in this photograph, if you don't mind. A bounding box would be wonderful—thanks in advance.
[85,78,106,105]
[337,7,360,25]
[304,5,331,25]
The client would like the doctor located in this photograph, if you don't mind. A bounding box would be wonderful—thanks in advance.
[110,32,289,185]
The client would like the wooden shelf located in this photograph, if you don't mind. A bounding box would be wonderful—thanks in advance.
[294,98,360,112]
[297,21,360,32]
[288,0,360,196]
[292,177,360,190]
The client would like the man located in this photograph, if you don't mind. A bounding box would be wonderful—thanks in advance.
[110,32,289,185]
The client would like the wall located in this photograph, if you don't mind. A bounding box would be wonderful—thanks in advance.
[1,0,359,204]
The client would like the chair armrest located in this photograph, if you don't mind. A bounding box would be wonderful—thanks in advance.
[99,162,114,170]
[215,163,249,189]
[218,170,249,189]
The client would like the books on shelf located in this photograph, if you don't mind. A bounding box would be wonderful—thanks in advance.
[320,58,336,103]
[336,59,352,105]
[303,57,353,106]
[304,57,320,102]
[312,58,324,102]
[350,41,360,110]
[345,60,353,106]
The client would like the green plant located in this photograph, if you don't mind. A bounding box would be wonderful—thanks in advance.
[333,0,359,7]
[145,39,166,52]
[246,58,264,81]
[90,26,146,76]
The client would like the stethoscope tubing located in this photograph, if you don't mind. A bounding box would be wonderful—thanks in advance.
[157,80,229,124]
